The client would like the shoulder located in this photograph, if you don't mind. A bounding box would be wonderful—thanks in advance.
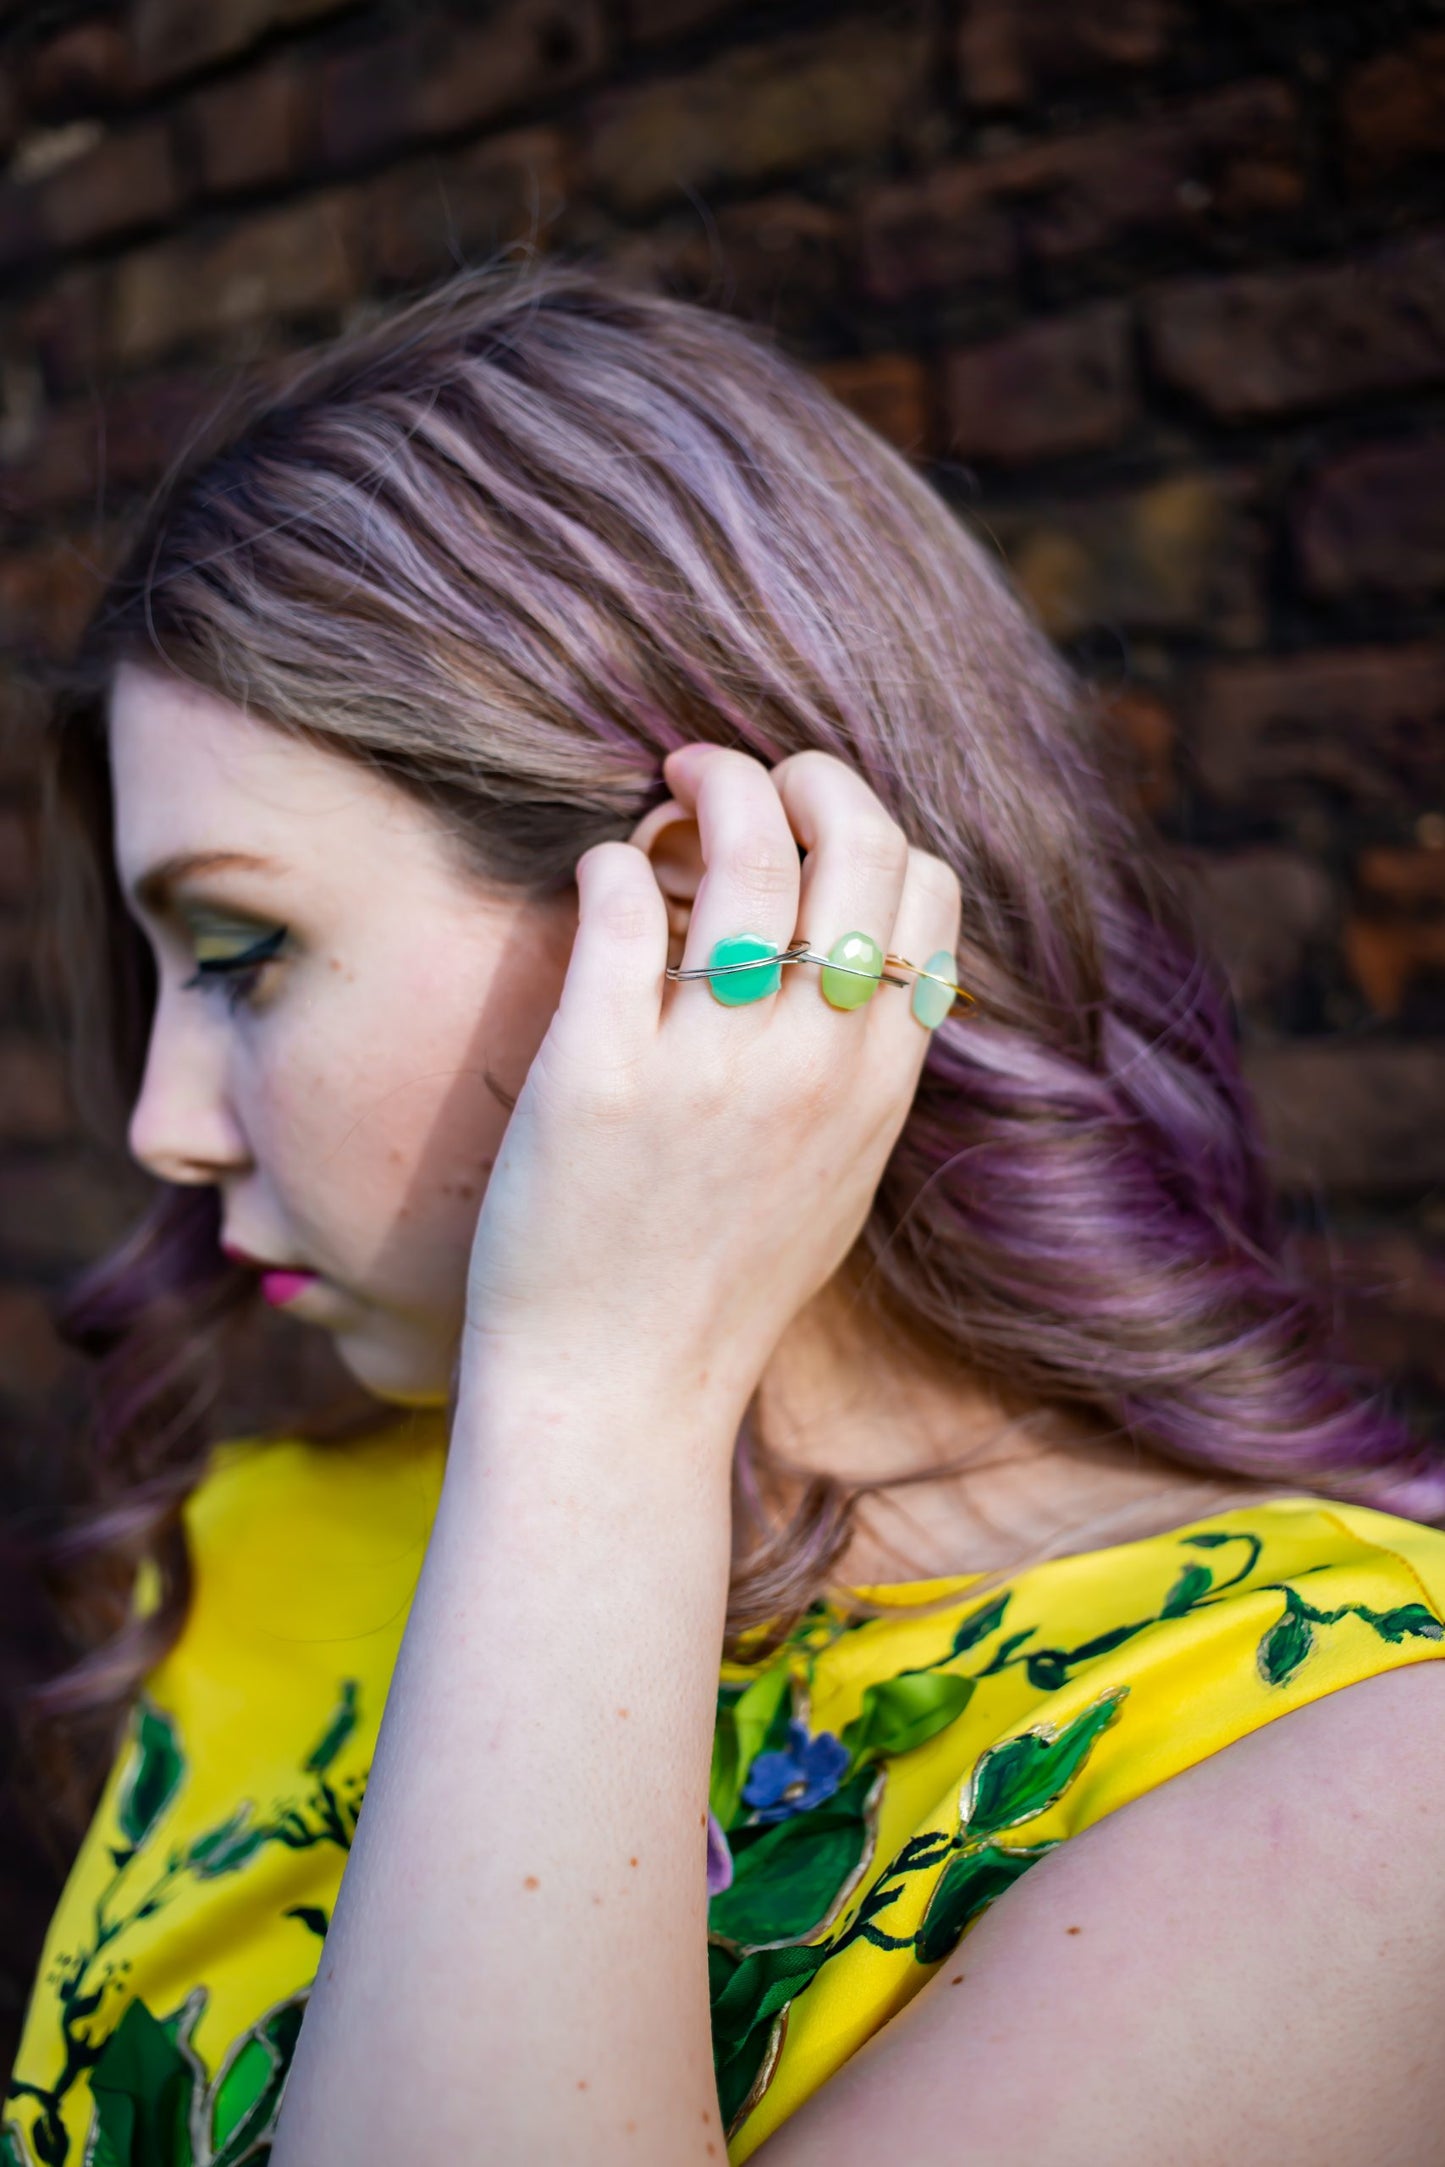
[758,1658,1445,2164]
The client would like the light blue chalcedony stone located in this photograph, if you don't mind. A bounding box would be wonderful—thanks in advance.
[707,932,782,1005]
[820,930,884,1010]
[911,949,958,1028]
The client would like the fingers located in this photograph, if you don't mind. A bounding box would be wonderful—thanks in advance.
[556,840,670,1070]
[663,746,802,1016]
[771,749,964,1052]
[769,750,911,1028]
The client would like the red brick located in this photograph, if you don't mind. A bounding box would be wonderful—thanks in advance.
[1242,1043,1445,1193]
[0,373,221,519]
[1340,29,1445,188]
[1296,438,1445,601]
[21,22,134,122]
[861,80,1299,301]
[0,1035,73,1144]
[858,165,1014,306]
[1288,1229,1445,1392]
[959,0,1175,108]
[1147,232,1445,421]
[0,408,95,521]
[1355,846,1445,912]
[1095,683,1178,820]
[410,1,606,140]
[0,805,35,907]
[1188,645,1445,812]
[1342,844,1445,1020]
[584,20,930,214]
[38,119,178,250]
[0,543,103,660]
[131,0,353,90]
[599,192,849,339]
[989,472,1263,644]
[943,303,1131,465]
[1179,845,1335,1010]
[318,32,420,170]
[16,266,106,398]
[0,1283,69,1405]
[1343,918,1445,1020]
[622,0,745,39]
[367,130,568,289]
[813,354,930,457]
[0,180,45,275]
[110,189,362,366]
[190,56,312,198]
[0,1152,150,1271]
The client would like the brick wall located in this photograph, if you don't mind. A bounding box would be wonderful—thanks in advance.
[1,0,1444,2070]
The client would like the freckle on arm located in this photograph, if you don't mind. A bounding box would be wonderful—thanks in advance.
[523,1875,539,1890]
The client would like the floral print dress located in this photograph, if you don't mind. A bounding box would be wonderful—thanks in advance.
[9,1412,1445,2165]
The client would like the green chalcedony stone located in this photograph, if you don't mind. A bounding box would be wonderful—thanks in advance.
[820,930,884,1011]
[707,932,782,1006]
[911,949,957,1028]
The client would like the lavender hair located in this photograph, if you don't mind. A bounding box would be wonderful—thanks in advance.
[29,256,1444,1822]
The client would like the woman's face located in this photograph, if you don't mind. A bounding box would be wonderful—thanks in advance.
[108,662,587,1407]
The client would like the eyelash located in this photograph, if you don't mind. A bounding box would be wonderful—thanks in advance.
[181,927,289,1012]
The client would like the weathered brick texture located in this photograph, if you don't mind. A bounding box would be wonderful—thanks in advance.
[1,0,1443,2071]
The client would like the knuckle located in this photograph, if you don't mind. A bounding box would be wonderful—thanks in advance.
[848,820,911,879]
[729,838,798,899]
[908,848,962,905]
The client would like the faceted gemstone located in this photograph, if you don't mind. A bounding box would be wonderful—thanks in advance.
[820,930,884,1010]
[706,932,782,1006]
[911,949,957,1028]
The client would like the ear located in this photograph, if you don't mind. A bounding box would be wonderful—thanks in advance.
[626,798,703,961]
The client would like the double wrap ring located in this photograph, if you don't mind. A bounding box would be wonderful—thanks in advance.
[664,932,975,1028]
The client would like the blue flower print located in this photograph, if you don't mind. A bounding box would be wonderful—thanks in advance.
[741,1721,850,1824]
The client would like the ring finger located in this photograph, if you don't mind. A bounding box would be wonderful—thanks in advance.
[768,751,914,1035]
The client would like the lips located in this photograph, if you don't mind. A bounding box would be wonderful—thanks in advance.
[223,1240,299,1273]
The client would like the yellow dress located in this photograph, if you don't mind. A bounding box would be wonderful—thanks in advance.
[10,1411,1445,2166]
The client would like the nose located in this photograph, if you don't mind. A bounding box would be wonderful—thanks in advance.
[126,983,252,1187]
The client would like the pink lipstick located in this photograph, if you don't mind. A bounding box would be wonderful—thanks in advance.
[260,1269,318,1307]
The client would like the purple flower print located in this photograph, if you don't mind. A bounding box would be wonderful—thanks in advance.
[705,1810,734,1897]
[740,1721,850,1824]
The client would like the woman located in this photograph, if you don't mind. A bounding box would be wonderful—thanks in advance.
[8,259,1445,2166]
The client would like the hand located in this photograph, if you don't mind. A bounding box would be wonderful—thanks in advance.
[461,743,963,1436]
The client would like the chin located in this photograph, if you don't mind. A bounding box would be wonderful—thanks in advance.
[331,1331,452,1409]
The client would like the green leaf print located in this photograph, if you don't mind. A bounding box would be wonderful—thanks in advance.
[709,1770,878,1950]
[2,2128,30,2167]
[1160,1562,1214,1617]
[303,1679,359,1775]
[116,1702,184,1849]
[915,1841,1055,1966]
[966,1690,1127,1841]
[950,1593,1010,1656]
[1367,1603,1445,1644]
[88,2000,194,2167]
[188,1808,270,1882]
[711,1664,793,1829]
[209,2000,305,2167]
[840,1672,975,1763]
[711,1941,833,2134]
[1257,1591,1314,1686]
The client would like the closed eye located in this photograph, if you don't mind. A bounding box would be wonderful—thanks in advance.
[181,925,289,1011]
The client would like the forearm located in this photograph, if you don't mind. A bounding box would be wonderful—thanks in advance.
[271,1350,735,2166]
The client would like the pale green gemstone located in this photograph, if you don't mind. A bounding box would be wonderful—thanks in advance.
[820,930,884,1011]
[911,949,957,1029]
[707,932,781,1006]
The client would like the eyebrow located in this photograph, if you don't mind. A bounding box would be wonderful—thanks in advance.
[128,849,288,915]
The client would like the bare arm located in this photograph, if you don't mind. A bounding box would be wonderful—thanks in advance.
[272,737,963,2161]
[269,1355,733,2164]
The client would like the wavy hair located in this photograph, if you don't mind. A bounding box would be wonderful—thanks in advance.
[29,256,1444,1825]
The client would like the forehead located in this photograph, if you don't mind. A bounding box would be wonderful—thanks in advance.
[107,664,426,889]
